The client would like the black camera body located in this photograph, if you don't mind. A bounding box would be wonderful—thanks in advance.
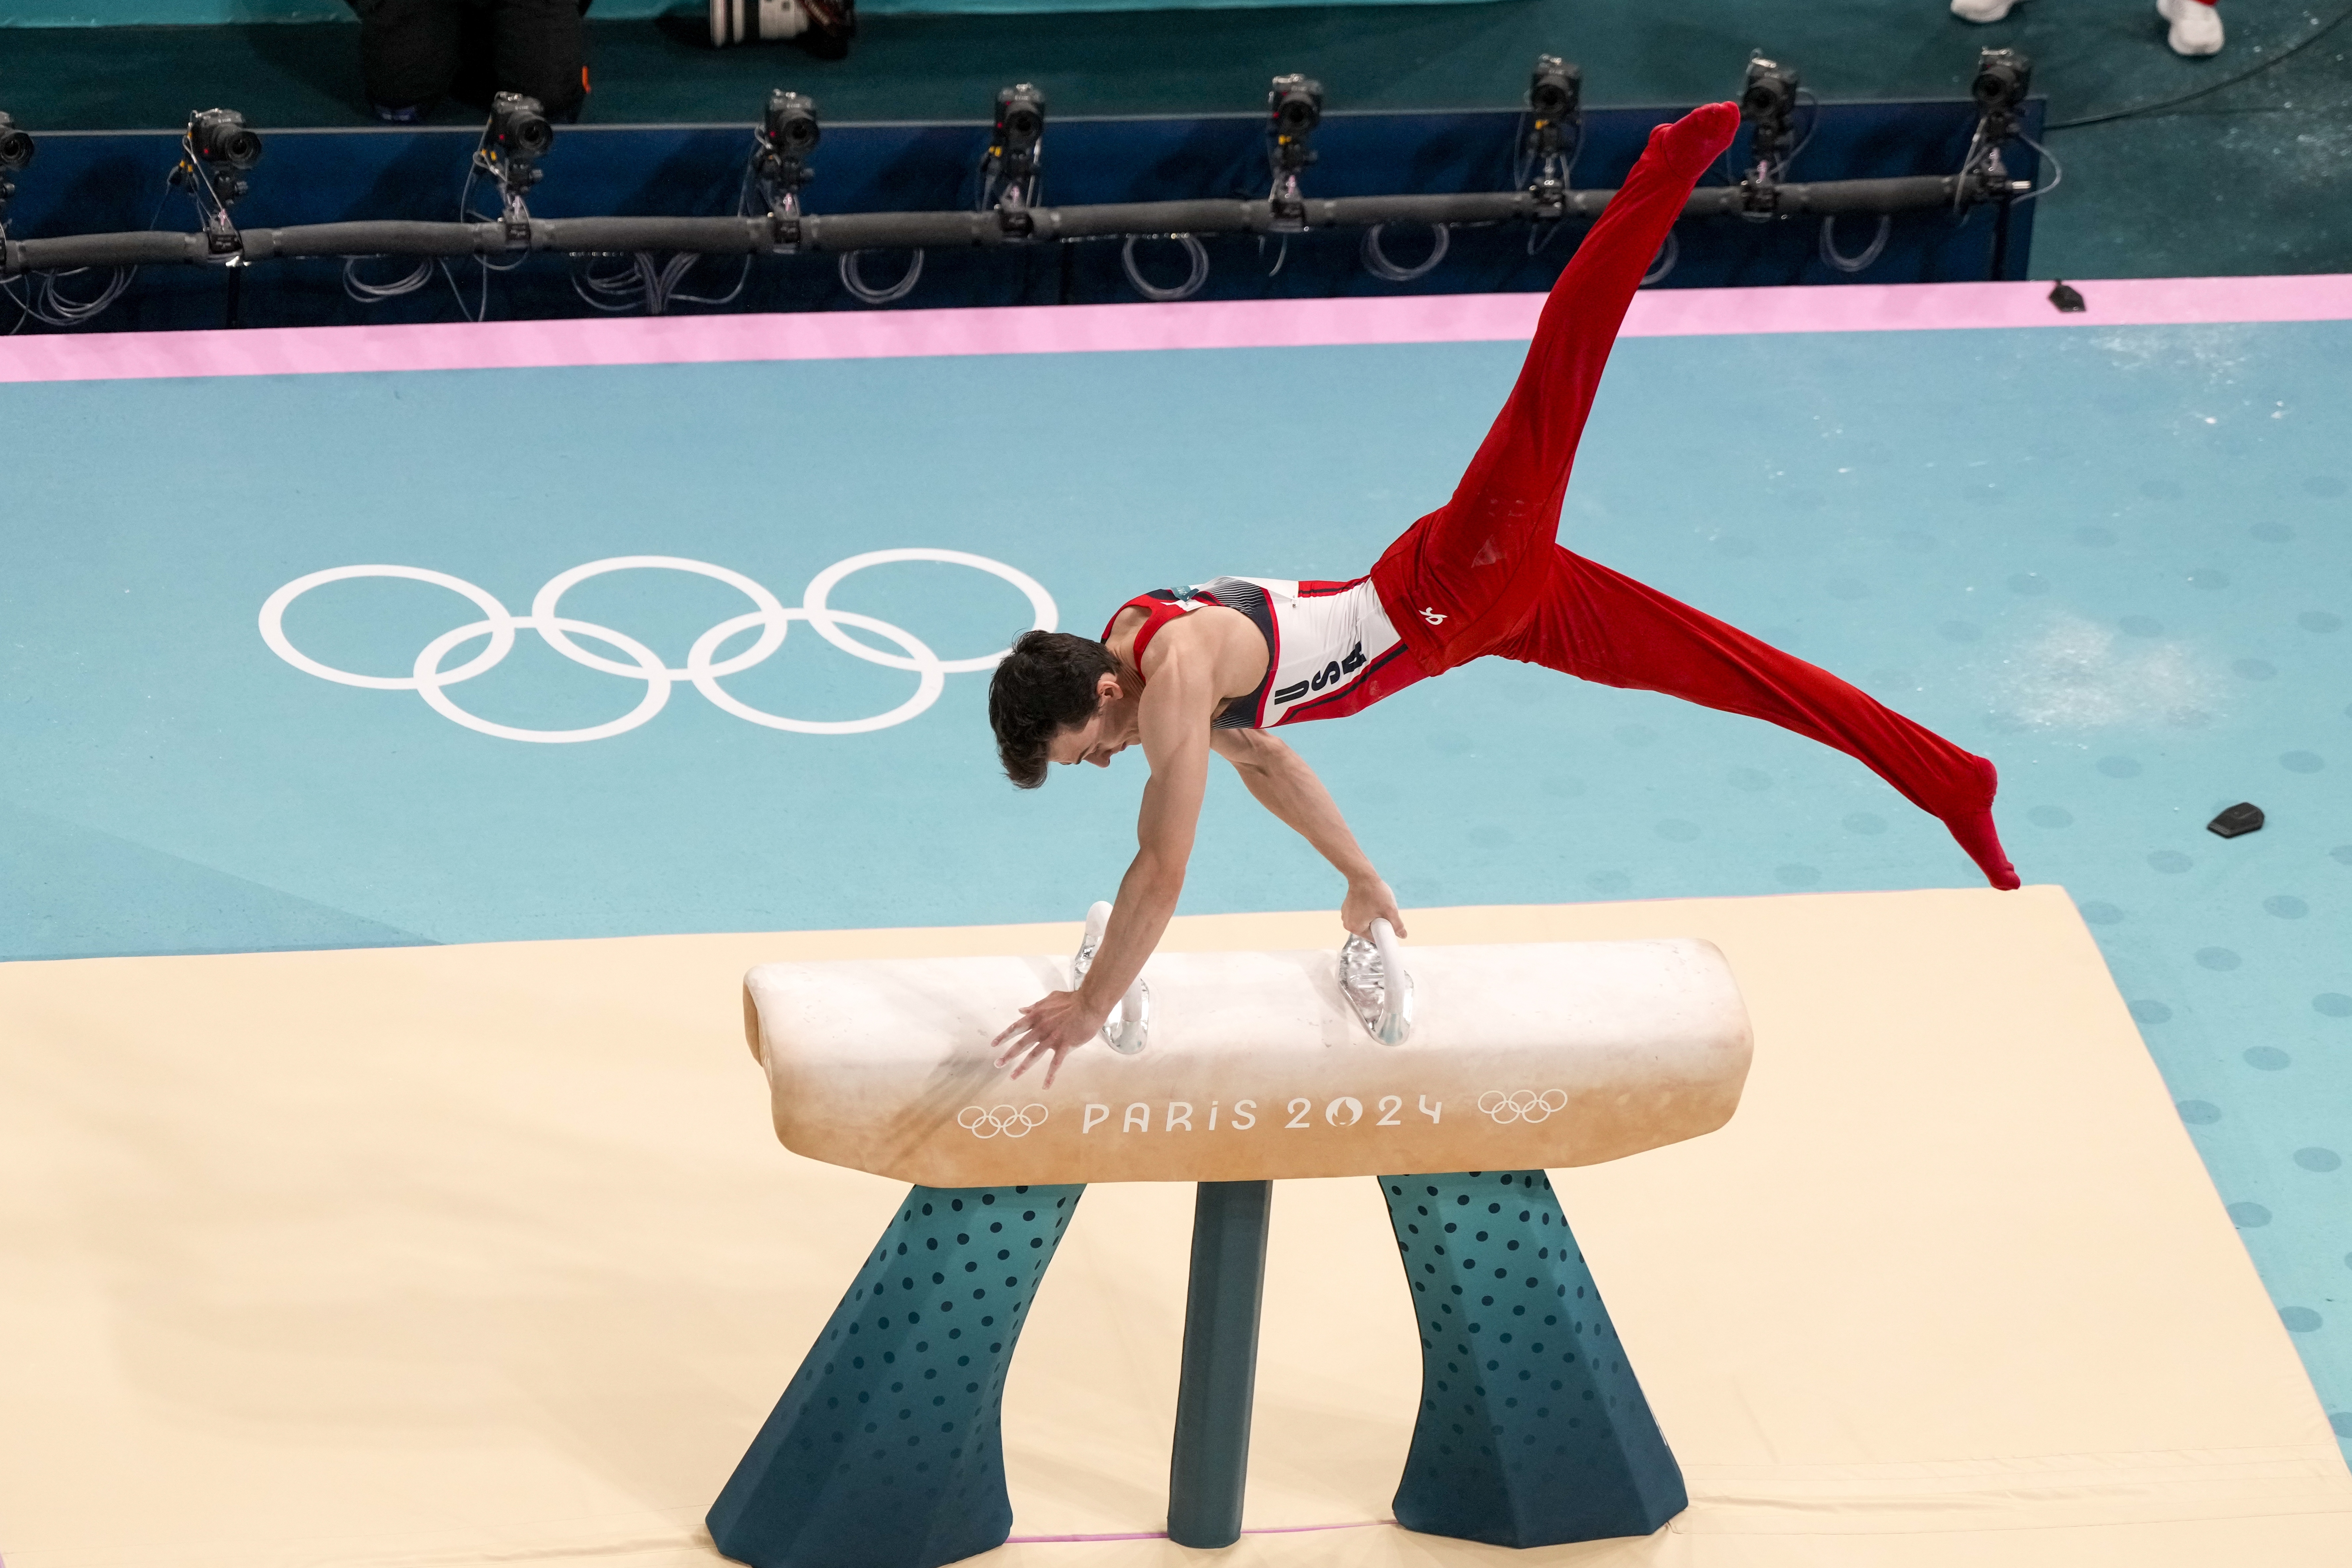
[0,111,32,174]
[1523,54,1582,204]
[759,89,820,210]
[1268,72,1322,175]
[989,83,1046,192]
[994,83,1045,159]
[0,110,31,219]
[1528,55,1580,124]
[181,108,261,211]
[764,90,821,161]
[487,93,554,193]
[189,108,261,171]
[1740,57,1800,171]
[1971,48,2033,143]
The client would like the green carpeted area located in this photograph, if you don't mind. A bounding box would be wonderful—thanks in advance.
[1,0,2347,278]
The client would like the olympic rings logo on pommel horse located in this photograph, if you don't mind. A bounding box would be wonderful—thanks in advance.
[958,1104,1048,1139]
[1478,1089,1569,1124]
[257,551,1058,744]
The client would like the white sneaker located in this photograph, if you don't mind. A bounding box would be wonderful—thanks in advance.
[1951,0,2021,20]
[2159,0,2225,55]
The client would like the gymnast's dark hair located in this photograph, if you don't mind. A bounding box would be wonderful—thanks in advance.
[989,630,1119,788]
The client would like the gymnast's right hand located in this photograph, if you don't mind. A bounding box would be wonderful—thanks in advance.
[992,989,1106,1087]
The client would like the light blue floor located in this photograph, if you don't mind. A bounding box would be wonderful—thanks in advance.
[2,320,2347,1453]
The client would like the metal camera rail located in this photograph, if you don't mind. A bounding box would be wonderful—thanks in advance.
[0,50,2045,311]
[1,176,1987,276]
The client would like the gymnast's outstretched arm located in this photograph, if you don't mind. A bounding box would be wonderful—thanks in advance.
[993,640,1220,1085]
[1211,728,1407,939]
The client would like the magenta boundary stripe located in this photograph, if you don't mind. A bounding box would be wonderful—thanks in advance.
[3,274,2346,386]
[1005,1520,1392,1544]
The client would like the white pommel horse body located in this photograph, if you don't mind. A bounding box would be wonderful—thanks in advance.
[710,918,1753,1568]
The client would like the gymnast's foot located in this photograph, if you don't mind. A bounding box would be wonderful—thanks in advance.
[1653,101,1741,175]
[1946,756,2022,891]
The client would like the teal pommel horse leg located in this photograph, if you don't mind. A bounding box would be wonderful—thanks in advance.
[1166,1179,1274,1548]
[706,1185,1086,1568]
[708,1170,1683,1565]
[1380,1170,1686,1546]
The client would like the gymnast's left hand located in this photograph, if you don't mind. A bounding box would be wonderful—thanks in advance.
[993,990,1107,1087]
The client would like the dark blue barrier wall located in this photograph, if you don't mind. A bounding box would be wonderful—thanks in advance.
[2,99,2039,332]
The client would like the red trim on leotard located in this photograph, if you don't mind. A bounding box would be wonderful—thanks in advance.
[1102,590,1219,686]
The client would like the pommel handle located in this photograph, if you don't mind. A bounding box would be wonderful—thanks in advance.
[1074,900,1150,1055]
[1341,917,1414,1046]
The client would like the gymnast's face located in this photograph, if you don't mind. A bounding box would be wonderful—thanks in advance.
[1048,675,1141,769]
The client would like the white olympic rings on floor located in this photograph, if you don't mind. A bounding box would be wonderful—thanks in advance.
[1478,1089,1569,1125]
[959,1104,1049,1139]
[258,551,1057,744]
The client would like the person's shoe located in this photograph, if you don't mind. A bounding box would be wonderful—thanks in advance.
[2159,0,2225,55]
[1951,0,2022,21]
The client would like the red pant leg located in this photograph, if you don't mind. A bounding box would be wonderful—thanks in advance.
[1490,547,2019,888]
[1372,102,1740,675]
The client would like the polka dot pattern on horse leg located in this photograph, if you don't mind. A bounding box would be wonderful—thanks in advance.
[710,1183,1083,1566]
[1376,1171,1684,1544]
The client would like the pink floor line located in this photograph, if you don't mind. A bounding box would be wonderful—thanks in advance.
[1006,1520,1392,1544]
[2,273,2346,385]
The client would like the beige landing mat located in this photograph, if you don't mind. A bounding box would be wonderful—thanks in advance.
[2,887,2347,1568]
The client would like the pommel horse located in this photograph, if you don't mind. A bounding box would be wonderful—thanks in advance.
[711,911,1753,1568]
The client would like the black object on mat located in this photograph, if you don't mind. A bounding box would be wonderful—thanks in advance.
[2208,802,2264,838]
[2048,280,2086,313]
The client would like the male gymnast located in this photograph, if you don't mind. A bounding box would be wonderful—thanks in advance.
[987,102,2018,1086]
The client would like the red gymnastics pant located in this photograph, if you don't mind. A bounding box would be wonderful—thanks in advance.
[1367,102,2019,890]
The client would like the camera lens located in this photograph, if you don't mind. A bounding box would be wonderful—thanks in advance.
[190,109,262,171]
[509,114,553,157]
[766,91,821,155]
[0,117,33,172]
[1971,49,2031,111]
[1269,74,1323,137]
[995,85,1046,155]
[1528,55,1579,120]
[491,94,554,161]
